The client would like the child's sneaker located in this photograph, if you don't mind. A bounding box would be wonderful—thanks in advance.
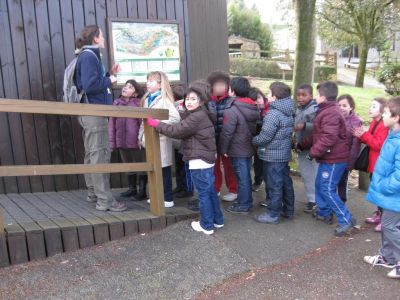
[363,255,396,268]
[374,222,382,232]
[254,212,279,224]
[365,210,381,224]
[315,214,334,225]
[303,202,316,213]
[214,223,224,229]
[96,199,127,212]
[191,221,214,235]
[387,265,400,279]
[252,182,263,192]
[334,218,357,236]
[222,193,237,202]
[226,205,250,214]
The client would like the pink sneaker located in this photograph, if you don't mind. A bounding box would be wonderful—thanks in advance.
[374,222,382,232]
[365,211,381,224]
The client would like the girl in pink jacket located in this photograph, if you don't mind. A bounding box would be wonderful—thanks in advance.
[109,79,145,200]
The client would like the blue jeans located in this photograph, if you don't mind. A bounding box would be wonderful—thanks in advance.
[191,167,224,230]
[263,161,295,218]
[231,157,253,209]
[162,166,173,202]
[315,162,352,226]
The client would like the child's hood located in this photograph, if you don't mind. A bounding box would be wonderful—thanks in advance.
[231,97,259,123]
[270,97,295,117]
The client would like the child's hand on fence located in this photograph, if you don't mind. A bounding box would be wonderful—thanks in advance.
[147,118,160,128]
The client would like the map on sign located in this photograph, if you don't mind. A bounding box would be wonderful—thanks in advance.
[109,20,181,84]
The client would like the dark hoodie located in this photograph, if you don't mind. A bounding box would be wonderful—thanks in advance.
[156,105,217,164]
[253,97,295,162]
[219,97,260,157]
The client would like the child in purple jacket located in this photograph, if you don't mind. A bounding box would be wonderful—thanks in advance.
[108,79,145,200]
[337,94,363,203]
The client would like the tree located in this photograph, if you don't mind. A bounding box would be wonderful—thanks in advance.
[227,0,273,52]
[318,0,400,87]
[293,0,317,95]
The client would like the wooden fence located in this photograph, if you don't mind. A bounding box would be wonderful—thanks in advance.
[0,99,169,233]
[229,48,337,67]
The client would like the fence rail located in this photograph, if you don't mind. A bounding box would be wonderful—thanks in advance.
[229,48,337,67]
[0,99,169,233]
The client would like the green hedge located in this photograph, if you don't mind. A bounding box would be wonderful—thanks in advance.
[314,65,337,82]
[229,57,337,82]
[376,63,400,95]
[230,58,291,79]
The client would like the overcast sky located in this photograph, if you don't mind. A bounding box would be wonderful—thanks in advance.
[243,0,294,25]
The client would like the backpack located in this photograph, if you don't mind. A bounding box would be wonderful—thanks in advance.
[63,49,99,103]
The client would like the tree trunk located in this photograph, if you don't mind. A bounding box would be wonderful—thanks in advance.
[355,41,369,87]
[293,0,317,101]
[347,46,353,63]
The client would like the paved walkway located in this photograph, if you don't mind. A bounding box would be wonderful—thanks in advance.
[337,58,385,88]
[0,176,398,299]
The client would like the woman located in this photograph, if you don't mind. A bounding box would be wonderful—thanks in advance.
[74,25,126,212]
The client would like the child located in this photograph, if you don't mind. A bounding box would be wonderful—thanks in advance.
[299,81,356,236]
[109,80,145,199]
[363,97,400,279]
[207,71,238,201]
[249,87,267,193]
[253,82,295,224]
[219,77,260,213]
[353,98,389,231]
[171,84,194,200]
[139,71,180,208]
[294,84,319,213]
[337,94,363,203]
[146,81,223,235]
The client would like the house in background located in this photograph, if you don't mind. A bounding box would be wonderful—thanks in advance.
[228,35,260,58]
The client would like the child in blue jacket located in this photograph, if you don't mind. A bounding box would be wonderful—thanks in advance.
[364,97,400,279]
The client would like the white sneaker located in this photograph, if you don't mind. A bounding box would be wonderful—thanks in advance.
[191,221,214,235]
[363,255,396,268]
[387,266,400,279]
[222,193,237,202]
[165,201,174,208]
[214,223,224,229]
[146,199,174,208]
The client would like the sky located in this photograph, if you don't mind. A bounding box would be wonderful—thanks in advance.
[243,0,294,25]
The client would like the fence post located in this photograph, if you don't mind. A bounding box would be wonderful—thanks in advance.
[144,123,165,216]
[0,209,3,233]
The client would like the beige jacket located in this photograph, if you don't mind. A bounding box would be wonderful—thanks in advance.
[139,95,180,167]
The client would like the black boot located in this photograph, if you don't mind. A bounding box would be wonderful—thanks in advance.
[133,175,148,201]
[119,174,137,198]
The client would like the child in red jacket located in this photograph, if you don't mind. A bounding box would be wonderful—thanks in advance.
[353,98,389,231]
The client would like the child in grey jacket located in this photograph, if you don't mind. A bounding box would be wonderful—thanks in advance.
[294,84,319,213]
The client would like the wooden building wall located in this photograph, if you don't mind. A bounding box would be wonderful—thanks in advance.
[0,0,229,193]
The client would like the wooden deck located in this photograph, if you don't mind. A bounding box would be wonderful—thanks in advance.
[0,190,198,266]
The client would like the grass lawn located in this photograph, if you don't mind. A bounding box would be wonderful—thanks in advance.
[249,78,389,124]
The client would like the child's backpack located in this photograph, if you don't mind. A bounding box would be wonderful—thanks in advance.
[63,49,99,103]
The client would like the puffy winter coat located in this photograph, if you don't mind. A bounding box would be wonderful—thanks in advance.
[108,97,141,149]
[156,106,217,164]
[358,119,389,173]
[253,97,295,162]
[301,101,349,164]
[367,129,400,212]
[219,97,260,157]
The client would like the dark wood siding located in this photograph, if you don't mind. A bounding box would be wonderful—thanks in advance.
[0,0,229,193]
